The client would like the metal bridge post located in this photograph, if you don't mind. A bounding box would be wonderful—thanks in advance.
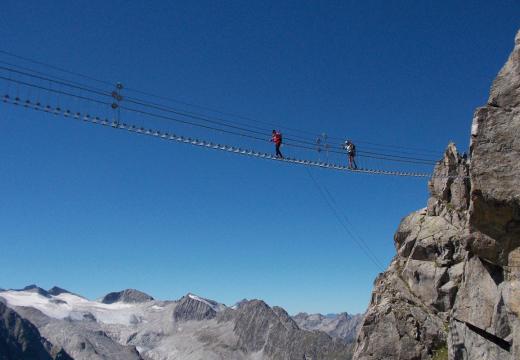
[111,82,123,125]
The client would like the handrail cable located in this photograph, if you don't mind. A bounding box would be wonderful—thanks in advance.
[0,49,443,155]
[2,93,468,179]
[0,74,437,166]
[0,63,437,163]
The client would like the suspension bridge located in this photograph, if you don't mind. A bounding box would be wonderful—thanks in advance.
[0,49,472,271]
[0,50,464,180]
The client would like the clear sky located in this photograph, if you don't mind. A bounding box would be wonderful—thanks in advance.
[0,1,518,314]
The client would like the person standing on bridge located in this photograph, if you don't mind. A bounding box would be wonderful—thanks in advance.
[271,130,284,159]
[344,140,357,169]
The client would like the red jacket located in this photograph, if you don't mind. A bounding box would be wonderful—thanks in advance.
[272,132,282,145]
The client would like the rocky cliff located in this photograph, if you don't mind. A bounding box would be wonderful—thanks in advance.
[353,29,520,360]
[0,300,71,360]
[226,299,353,359]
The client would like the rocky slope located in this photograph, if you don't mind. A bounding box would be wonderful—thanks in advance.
[353,29,520,360]
[293,312,364,343]
[0,287,353,360]
[0,300,71,360]
[101,289,154,304]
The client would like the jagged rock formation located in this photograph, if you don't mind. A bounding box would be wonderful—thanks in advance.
[450,28,520,360]
[353,143,470,360]
[293,312,364,343]
[0,301,71,360]
[101,289,154,304]
[226,300,352,359]
[172,294,219,321]
[0,288,353,359]
[353,29,520,360]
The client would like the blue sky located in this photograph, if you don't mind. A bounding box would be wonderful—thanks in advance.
[0,1,518,314]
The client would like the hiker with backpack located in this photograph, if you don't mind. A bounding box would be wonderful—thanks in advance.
[344,140,357,169]
[271,130,284,158]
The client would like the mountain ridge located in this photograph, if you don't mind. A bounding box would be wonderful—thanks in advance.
[0,286,356,359]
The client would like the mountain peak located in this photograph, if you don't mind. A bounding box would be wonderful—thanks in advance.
[231,298,249,309]
[488,29,520,109]
[173,293,221,321]
[185,293,224,310]
[47,286,72,296]
[100,289,154,304]
[19,285,50,298]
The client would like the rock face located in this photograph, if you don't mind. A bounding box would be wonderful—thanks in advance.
[353,144,470,360]
[293,312,364,343]
[227,300,353,359]
[12,306,143,360]
[172,294,219,321]
[353,29,520,360]
[451,28,520,360]
[101,289,154,304]
[0,301,71,360]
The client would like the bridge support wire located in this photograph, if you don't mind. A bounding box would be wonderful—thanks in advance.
[1,94,463,179]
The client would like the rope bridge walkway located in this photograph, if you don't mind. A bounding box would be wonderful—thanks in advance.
[2,94,465,179]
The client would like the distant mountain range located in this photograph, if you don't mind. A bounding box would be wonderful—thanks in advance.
[293,312,363,343]
[0,285,362,360]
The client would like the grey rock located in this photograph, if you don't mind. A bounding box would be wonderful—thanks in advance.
[453,256,501,331]
[428,143,471,214]
[12,306,142,360]
[353,257,449,360]
[173,294,218,322]
[50,299,67,305]
[0,301,70,360]
[82,312,97,322]
[230,299,352,359]
[488,30,520,109]
[467,29,520,266]
[101,289,154,304]
[47,287,72,296]
[354,28,520,360]
[233,298,249,308]
[293,312,364,343]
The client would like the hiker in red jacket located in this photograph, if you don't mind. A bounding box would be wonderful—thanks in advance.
[271,130,284,158]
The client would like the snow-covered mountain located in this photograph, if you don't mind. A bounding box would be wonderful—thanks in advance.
[0,299,72,359]
[0,286,354,360]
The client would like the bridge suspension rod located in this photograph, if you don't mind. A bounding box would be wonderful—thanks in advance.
[2,94,466,179]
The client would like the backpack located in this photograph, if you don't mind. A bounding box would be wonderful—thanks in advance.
[347,143,355,155]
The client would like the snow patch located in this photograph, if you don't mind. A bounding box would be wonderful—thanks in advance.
[0,290,143,325]
[188,293,217,310]
[0,291,72,319]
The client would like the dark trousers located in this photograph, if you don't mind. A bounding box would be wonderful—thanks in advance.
[275,143,283,158]
[349,154,357,169]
